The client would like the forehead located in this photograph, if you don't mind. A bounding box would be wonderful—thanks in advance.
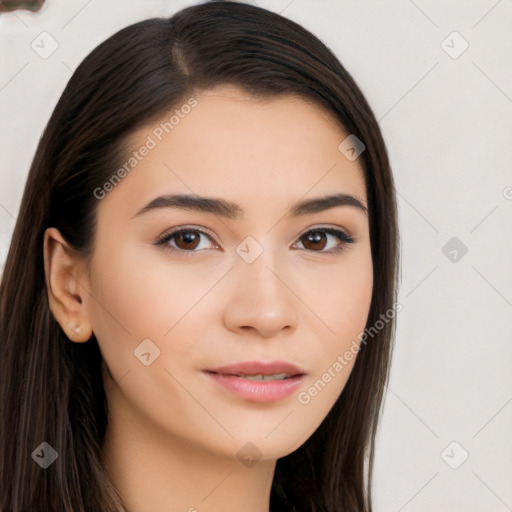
[99,84,367,219]
[183,84,348,148]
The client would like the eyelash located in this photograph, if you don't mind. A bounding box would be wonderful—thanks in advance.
[153,226,355,255]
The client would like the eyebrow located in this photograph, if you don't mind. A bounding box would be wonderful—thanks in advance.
[133,193,368,220]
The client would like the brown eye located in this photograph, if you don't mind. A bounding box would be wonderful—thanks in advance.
[302,231,328,251]
[174,230,201,250]
[296,228,354,254]
[155,228,217,252]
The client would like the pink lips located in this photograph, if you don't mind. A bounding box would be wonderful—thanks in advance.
[203,360,307,403]
[206,360,305,377]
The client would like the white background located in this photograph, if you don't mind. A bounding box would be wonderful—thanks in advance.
[1,1,511,510]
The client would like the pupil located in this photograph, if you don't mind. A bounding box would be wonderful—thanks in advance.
[179,231,199,249]
[305,231,325,250]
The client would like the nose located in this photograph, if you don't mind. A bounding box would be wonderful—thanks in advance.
[222,249,299,338]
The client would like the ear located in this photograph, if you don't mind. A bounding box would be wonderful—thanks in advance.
[43,227,93,343]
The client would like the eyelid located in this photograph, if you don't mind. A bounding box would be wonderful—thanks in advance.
[301,224,355,242]
[153,225,219,248]
[153,224,356,253]
[292,225,355,254]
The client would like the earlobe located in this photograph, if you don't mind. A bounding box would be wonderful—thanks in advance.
[43,227,93,343]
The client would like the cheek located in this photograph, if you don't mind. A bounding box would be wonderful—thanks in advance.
[296,250,373,407]
[87,240,214,335]
[297,249,373,347]
[332,261,373,345]
[84,241,225,378]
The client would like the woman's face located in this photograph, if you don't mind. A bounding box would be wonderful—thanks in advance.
[83,84,373,461]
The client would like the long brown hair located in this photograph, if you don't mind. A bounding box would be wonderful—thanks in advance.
[0,1,400,510]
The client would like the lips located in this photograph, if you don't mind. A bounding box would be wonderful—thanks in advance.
[204,360,306,378]
[202,360,307,402]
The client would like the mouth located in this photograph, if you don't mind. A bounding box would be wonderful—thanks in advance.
[205,372,302,381]
[204,360,306,378]
[202,360,307,402]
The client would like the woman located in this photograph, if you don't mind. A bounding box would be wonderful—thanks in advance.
[0,1,400,510]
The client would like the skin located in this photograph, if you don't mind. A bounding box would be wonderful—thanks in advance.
[43,84,373,512]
